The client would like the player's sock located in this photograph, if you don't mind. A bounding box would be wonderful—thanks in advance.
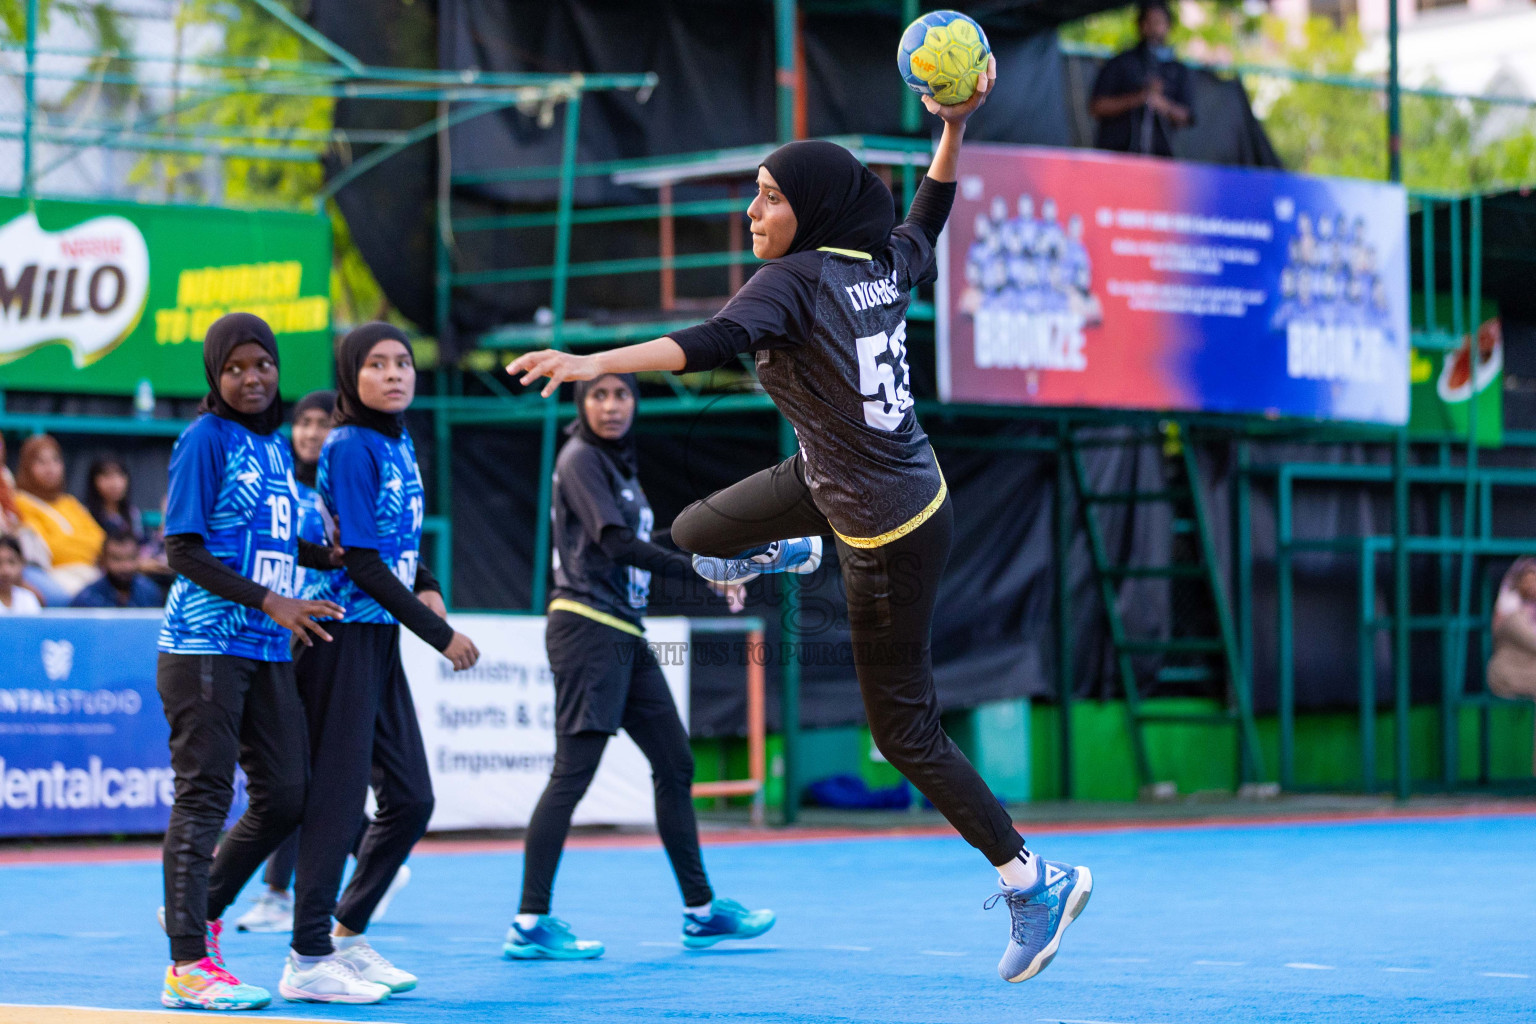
[996,849,1039,890]
[685,901,712,917]
[333,933,364,951]
[514,914,541,930]
[290,949,328,966]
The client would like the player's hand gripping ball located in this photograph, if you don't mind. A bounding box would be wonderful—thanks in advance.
[897,10,991,105]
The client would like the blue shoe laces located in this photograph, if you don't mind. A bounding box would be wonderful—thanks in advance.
[985,890,1044,948]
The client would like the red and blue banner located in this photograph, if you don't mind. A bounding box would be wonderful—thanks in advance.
[936,145,1409,424]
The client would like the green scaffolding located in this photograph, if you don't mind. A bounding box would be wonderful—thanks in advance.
[6,1,1536,820]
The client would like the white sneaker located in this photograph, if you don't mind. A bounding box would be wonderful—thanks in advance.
[235,892,294,933]
[334,938,417,993]
[278,954,391,1004]
[371,864,411,923]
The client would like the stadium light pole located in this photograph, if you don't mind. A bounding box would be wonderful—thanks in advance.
[900,0,921,134]
[22,0,38,200]
[1387,0,1401,182]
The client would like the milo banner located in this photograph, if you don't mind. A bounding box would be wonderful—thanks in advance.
[0,197,332,398]
[937,145,1411,424]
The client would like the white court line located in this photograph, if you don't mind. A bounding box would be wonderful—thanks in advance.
[1038,1019,1175,1024]
[1285,962,1336,970]
[1103,956,1152,963]
[1193,960,1246,966]
[68,933,124,939]
[1383,967,1432,973]
[639,941,676,947]
[920,950,967,957]
[823,944,872,952]
[1480,972,1529,979]
[446,937,496,944]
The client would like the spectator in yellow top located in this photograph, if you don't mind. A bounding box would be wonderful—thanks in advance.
[14,434,105,603]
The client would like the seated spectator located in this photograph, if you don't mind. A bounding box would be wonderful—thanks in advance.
[85,457,147,543]
[13,434,105,603]
[137,494,175,584]
[70,530,166,609]
[0,434,20,535]
[0,536,42,615]
[1089,0,1193,158]
[1488,558,1536,775]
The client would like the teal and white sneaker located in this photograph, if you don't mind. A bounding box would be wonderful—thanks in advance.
[692,537,823,586]
[502,916,605,960]
[988,860,1092,982]
[681,898,776,949]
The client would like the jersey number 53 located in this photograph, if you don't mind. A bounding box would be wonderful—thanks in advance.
[856,320,914,431]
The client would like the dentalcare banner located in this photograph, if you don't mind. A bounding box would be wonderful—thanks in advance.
[401,614,692,831]
[0,197,332,398]
[937,145,1410,424]
[0,612,197,837]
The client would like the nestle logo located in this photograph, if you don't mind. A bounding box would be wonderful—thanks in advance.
[58,237,123,260]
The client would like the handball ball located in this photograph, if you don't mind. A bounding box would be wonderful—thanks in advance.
[897,10,991,106]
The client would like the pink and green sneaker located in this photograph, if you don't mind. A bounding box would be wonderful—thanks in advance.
[161,958,272,1011]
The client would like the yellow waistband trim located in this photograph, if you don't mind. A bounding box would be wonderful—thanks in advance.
[832,452,948,550]
[817,246,872,260]
[547,598,645,637]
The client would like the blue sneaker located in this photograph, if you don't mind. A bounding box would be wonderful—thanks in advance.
[681,898,776,949]
[987,860,1092,982]
[502,917,604,961]
[692,537,823,586]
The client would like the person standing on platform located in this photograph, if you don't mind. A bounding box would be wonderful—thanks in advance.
[1089,0,1194,158]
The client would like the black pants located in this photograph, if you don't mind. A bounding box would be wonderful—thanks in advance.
[672,453,1026,867]
[158,653,309,962]
[263,815,369,892]
[291,622,435,956]
[519,613,713,915]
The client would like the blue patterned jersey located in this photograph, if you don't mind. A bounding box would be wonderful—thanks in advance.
[294,479,342,600]
[158,415,300,662]
[312,425,425,624]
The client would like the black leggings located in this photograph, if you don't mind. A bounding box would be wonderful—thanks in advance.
[291,622,435,956]
[672,452,1025,867]
[157,653,309,962]
[520,619,713,915]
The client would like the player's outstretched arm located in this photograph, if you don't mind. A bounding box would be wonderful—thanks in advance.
[924,54,996,183]
[508,337,688,398]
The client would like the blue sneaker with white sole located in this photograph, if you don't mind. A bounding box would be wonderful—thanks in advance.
[692,537,822,586]
[502,917,604,961]
[987,860,1092,982]
[681,898,776,949]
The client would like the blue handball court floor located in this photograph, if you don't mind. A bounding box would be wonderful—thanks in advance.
[2,812,1534,1023]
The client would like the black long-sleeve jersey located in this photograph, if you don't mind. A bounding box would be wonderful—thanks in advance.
[672,177,956,547]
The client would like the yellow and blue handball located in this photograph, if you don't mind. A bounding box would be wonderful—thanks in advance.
[897,10,991,106]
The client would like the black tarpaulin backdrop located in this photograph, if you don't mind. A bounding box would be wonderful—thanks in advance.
[312,0,1279,350]
[295,0,1536,741]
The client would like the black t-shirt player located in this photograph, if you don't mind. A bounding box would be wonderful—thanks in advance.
[1090,0,1194,158]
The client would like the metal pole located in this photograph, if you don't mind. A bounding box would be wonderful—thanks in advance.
[1054,421,1073,799]
[778,417,802,824]
[22,0,39,200]
[433,98,455,606]
[900,0,921,135]
[1236,440,1255,776]
[1393,429,1411,800]
[530,90,583,612]
[1387,0,1402,182]
[774,0,797,144]
[1277,468,1295,789]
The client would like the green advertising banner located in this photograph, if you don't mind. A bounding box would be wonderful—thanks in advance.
[0,197,332,399]
[1408,311,1502,447]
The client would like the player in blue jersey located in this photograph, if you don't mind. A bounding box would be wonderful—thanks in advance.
[281,323,479,1004]
[156,313,346,1011]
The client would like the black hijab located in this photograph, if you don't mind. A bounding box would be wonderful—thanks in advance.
[198,312,283,435]
[761,140,896,257]
[566,373,639,477]
[334,322,413,439]
[290,389,336,488]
